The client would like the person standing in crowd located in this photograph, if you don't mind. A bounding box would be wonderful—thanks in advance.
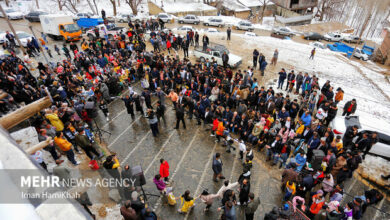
[178,190,195,214]
[175,104,186,129]
[147,109,159,137]
[342,99,357,116]
[101,9,106,20]
[253,49,259,68]
[159,159,170,182]
[75,128,102,160]
[227,27,231,40]
[222,51,229,68]
[245,193,260,220]
[277,68,287,90]
[121,94,135,120]
[212,153,225,182]
[202,34,209,51]
[99,100,109,121]
[54,131,79,165]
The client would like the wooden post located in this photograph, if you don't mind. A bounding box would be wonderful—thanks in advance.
[0,96,52,130]
[0,4,27,55]
[26,137,53,154]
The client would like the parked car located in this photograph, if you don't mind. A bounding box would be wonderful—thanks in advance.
[4,31,33,47]
[175,25,196,32]
[115,13,132,23]
[178,14,200,24]
[0,8,24,20]
[324,32,343,42]
[157,13,172,23]
[200,28,219,33]
[203,18,224,27]
[272,26,294,37]
[73,12,95,20]
[303,32,323,40]
[86,23,126,40]
[235,21,254,31]
[193,43,242,68]
[353,48,369,61]
[362,44,375,57]
[244,32,257,37]
[343,35,364,44]
[24,11,48,22]
[309,41,326,49]
[331,116,390,159]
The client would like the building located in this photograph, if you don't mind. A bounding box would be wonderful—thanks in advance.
[377,28,390,66]
[237,0,276,17]
[219,0,251,19]
[271,0,317,16]
[148,0,217,16]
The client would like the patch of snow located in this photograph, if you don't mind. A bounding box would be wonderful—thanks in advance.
[237,0,274,7]
[154,0,216,14]
[360,155,390,181]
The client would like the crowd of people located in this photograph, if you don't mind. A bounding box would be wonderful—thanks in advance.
[0,11,386,220]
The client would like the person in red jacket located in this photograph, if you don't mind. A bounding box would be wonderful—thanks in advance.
[160,158,170,182]
[307,193,325,218]
[211,117,219,137]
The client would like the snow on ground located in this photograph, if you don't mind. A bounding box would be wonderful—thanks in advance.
[360,155,390,182]
[237,34,390,124]
[1,0,149,17]
[152,0,215,14]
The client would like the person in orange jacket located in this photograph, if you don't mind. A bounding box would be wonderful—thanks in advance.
[159,158,170,182]
[216,120,225,143]
[54,131,79,165]
[307,192,325,218]
[335,87,344,105]
[211,117,219,137]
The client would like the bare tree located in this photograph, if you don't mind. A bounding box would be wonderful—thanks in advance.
[125,0,142,15]
[57,0,66,11]
[118,0,120,7]
[315,0,345,21]
[4,0,9,7]
[258,0,269,23]
[36,0,39,9]
[86,0,97,14]
[64,0,79,13]
[109,0,117,16]
[92,0,99,15]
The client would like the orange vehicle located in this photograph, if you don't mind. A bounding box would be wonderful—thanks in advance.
[40,14,81,41]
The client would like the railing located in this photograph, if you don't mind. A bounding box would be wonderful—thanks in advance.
[287,201,311,220]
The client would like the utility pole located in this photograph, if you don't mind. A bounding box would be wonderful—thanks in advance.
[0,4,26,54]
[28,26,50,65]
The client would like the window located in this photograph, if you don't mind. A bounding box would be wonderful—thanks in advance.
[213,52,220,57]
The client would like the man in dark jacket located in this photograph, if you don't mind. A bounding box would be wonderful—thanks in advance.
[226,27,231,40]
[121,95,135,119]
[156,101,166,125]
[342,99,357,116]
[245,193,260,220]
[277,68,287,89]
[253,49,259,68]
[343,125,359,148]
[75,128,101,159]
[182,39,189,57]
[295,72,304,94]
[285,70,295,91]
[212,153,225,182]
[239,178,250,206]
[175,104,186,129]
[222,51,229,68]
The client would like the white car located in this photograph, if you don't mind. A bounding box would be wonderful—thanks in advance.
[272,26,294,37]
[343,35,363,44]
[175,25,196,32]
[331,116,390,159]
[115,13,132,23]
[203,18,224,27]
[309,41,326,49]
[201,28,219,33]
[324,32,343,42]
[353,48,369,61]
[8,31,33,47]
[178,14,200,25]
[244,32,257,37]
[193,44,242,68]
[73,12,96,20]
[0,8,24,20]
[235,21,254,31]
[157,13,171,23]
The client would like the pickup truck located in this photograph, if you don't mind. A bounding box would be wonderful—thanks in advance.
[193,44,242,68]
[86,24,126,40]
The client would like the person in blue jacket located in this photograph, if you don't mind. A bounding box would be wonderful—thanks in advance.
[301,79,312,95]
[277,68,287,89]
[300,110,312,126]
